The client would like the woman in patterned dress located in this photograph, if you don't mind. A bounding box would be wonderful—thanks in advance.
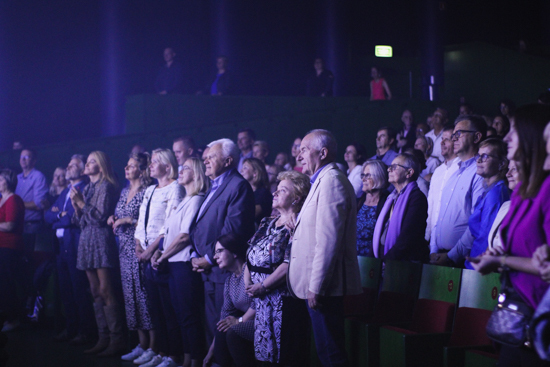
[244,170,311,365]
[70,151,122,356]
[107,152,153,362]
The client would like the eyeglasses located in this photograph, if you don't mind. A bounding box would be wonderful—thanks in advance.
[451,130,477,140]
[388,164,410,172]
[477,154,499,163]
[360,173,373,179]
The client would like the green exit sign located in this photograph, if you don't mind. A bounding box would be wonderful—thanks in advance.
[375,45,393,57]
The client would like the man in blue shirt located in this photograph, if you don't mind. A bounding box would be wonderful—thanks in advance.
[370,127,399,166]
[430,115,487,266]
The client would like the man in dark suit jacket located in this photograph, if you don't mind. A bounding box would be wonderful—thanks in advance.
[44,154,94,344]
[190,138,255,344]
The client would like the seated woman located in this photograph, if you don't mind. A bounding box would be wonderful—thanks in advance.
[487,159,519,251]
[492,114,511,138]
[240,158,272,226]
[0,169,25,332]
[245,170,311,365]
[373,153,428,262]
[204,234,255,367]
[344,142,368,198]
[464,138,510,269]
[356,160,389,257]
[150,157,209,367]
[469,104,550,366]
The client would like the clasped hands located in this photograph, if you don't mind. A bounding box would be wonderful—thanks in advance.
[191,257,212,273]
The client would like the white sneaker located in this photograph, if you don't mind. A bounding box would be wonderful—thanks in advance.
[121,344,145,361]
[139,354,163,367]
[133,349,156,365]
[157,356,178,367]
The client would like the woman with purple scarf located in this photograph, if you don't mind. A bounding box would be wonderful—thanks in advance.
[372,153,429,262]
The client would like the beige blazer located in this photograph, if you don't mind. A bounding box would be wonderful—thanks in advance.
[288,163,362,299]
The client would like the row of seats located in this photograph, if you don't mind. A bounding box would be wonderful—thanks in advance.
[328,259,501,367]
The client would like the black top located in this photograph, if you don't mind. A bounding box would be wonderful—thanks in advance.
[155,61,184,94]
[253,186,273,226]
[306,70,334,96]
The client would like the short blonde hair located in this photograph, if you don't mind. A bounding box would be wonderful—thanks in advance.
[89,151,118,188]
[183,157,210,196]
[152,148,178,180]
[276,170,311,212]
[361,159,389,190]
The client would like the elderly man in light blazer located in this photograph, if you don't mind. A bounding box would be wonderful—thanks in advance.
[288,129,362,367]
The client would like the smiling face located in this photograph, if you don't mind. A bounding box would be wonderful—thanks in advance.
[506,160,519,190]
[125,158,141,181]
[240,161,254,183]
[149,153,168,179]
[476,146,501,179]
[272,179,296,211]
[83,153,101,176]
[503,118,518,161]
[361,164,375,192]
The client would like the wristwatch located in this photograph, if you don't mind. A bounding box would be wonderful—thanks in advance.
[238,317,243,323]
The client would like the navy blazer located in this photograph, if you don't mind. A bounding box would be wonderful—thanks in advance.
[44,180,87,256]
[190,169,255,283]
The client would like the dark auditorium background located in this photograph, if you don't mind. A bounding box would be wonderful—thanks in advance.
[0,0,548,151]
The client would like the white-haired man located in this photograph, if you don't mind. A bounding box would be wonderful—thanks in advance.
[288,129,362,367]
[190,138,255,345]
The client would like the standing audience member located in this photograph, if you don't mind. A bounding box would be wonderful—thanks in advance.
[274,152,291,171]
[414,136,441,180]
[425,126,460,241]
[499,99,516,119]
[200,56,233,96]
[155,47,183,95]
[16,149,49,249]
[464,138,510,269]
[370,67,391,101]
[44,155,93,344]
[396,110,416,152]
[371,127,399,166]
[151,157,209,367]
[133,149,184,367]
[306,58,334,97]
[49,167,68,203]
[430,116,487,266]
[106,153,152,362]
[240,158,272,226]
[416,123,429,139]
[469,104,550,366]
[266,164,284,194]
[288,129,362,367]
[245,170,311,365]
[252,141,269,166]
[404,149,430,198]
[488,160,518,251]
[356,160,389,257]
[190,139,255,347]
[459,103,473,116]
[0,169,25,332]
[373,153,428,262]
[70,151,122,356]
[291,138,303,172]
[204,234,255,367]
[172,136,196,172]
[492,114,511,138]
[425,108,448,161]
[237,129,255,172]
[344,142,368,198]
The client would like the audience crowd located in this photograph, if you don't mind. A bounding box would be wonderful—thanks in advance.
[1,98,550,367]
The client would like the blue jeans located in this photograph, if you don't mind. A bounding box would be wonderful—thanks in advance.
[307,296,349,367]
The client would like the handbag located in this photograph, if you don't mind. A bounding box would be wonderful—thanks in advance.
[486,270,534,347]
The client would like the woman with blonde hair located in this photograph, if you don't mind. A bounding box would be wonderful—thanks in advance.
[150,157,209,367]
[69,150,122,356]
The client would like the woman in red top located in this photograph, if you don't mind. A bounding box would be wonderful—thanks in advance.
[370,67,392,101]
[0,169,25,332]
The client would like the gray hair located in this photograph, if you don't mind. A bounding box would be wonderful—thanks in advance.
[70,154,86,171]
[397,153,421,182]
[305,129,337,158]
[361,159,389,190]
[208,138,240,168]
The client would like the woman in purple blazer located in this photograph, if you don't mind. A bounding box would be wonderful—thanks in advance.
[470,104,550,366]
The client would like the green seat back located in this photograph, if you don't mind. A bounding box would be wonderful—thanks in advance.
[381,260,422,296]
[418,264,462,303]
[358,256,382,289]
[458,269,500,310]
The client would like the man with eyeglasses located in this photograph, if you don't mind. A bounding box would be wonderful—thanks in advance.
[425,125,460,242]
[429,116,487,267]
[425,108,448,162]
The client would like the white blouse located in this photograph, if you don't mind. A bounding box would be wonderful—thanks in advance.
[347,165,363,198]
[134,181,184,249]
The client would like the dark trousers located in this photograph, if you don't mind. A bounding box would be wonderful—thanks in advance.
[213,326,255,367]
[307,296,349,367]
[0,248,22,321]
[498,345,550,367]
[168,262,205,360]
[204,279,225,345]
[57,248,95,337]
[143,274,182,356]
